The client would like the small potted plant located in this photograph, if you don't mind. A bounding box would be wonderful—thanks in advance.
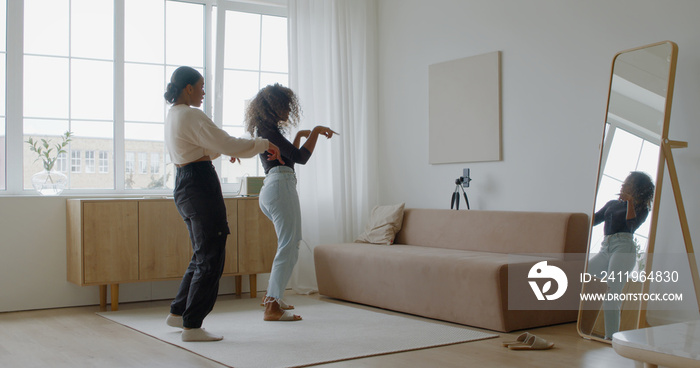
[26,131,73,195]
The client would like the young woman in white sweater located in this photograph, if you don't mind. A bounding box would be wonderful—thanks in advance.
[163,66,283,341]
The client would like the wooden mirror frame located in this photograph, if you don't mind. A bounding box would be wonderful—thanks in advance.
[576,41,687,344]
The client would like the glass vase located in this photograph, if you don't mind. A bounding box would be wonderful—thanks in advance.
[32,170,68,196]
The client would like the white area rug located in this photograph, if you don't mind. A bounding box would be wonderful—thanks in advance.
[98,295,497,368]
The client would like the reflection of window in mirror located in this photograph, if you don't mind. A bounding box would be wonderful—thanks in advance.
[590,124,659,268]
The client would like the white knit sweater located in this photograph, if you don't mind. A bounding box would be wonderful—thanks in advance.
[165,104,269,165]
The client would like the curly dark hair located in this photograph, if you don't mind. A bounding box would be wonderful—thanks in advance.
[244,83,301,136]
[627,171,655,211]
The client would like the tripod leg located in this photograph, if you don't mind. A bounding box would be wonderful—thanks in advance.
[461,187,470,210]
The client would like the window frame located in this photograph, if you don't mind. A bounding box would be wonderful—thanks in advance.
[98,150,109,173]
[57,151,68,172]
[150,152,159,174]
[212,1,287,193]
[85,150,95,173]
[138,152,147,174]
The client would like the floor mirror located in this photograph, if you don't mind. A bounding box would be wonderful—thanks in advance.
[576,41,679,343]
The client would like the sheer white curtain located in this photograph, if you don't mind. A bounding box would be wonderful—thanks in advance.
[287,0,378,293]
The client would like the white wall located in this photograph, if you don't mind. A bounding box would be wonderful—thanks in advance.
[376,0,700,323]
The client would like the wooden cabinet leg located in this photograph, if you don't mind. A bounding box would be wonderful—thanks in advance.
[99,285,107,311]
[235,275,242,296]
[249,274,257,298]
[110,284,119,311]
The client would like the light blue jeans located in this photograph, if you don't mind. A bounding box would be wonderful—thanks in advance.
[587,232,637,339]
[259,166,302,301]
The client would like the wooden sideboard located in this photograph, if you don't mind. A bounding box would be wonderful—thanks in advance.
[66,197,277,311]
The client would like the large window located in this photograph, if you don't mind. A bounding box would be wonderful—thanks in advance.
[23,0,114,190]
[123,0,205,190]
[218,9,288,187]
[3,0,287,195]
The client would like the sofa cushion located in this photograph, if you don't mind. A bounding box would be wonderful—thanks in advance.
[393,208,588,254]
[355,203,405,245]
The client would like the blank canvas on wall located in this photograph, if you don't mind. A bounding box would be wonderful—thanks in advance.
[429,51,502,164]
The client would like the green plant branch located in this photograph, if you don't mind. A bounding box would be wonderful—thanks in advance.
[26,131,73,171]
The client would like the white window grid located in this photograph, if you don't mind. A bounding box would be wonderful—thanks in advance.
[138,152,147,174]
[99,150,108,173]
[151,152,160,174]
[57,152,68,172]
[125,151,134,174]
[70,150,81,173]
[85,150,95,173]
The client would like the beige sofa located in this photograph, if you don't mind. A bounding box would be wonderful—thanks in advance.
[314,208,589,332]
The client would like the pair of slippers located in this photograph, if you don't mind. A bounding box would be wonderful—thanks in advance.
[501,332,554,350]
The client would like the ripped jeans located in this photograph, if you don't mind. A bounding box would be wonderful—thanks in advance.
[587,232,637,339]
[259,166,302,302]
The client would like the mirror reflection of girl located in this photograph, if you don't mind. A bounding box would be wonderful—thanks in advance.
[163,66,283,341]
[588,171,654,340]
[245,84,337,321]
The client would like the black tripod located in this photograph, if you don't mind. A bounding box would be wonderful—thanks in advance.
[450,178,470,210]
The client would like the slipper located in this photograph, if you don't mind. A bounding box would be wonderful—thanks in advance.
[501,332,533,347]
[264,310,302,322]
[507,335,554,350]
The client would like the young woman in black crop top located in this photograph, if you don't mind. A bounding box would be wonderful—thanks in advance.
[588,171,654,339]
[245,84,337,321]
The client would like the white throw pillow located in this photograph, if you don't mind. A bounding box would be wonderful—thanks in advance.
[355,203,405,245]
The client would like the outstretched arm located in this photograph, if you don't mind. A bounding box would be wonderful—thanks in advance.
[260,125,336,165]
[298,126,337,156]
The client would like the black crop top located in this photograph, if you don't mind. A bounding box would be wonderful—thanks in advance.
[257,125,312,174]
[593,199,649,236]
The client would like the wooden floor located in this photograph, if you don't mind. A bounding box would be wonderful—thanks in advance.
[0,293,643,368]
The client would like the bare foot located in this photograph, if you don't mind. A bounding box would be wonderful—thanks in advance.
[264,300,301,321]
